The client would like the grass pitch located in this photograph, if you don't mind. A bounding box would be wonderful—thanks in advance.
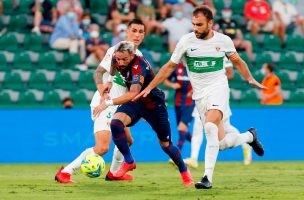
[0,162,303,200]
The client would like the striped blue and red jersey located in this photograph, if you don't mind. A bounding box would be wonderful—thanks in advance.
[168,64,194,107]
[112,55,165,109]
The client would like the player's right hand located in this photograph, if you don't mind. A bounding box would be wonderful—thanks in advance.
[132,87,151,101]
[248,78,268,90]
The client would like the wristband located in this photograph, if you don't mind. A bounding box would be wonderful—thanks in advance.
[105,99,114,106]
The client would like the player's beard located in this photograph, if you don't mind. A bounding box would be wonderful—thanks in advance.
[195,30,210,40]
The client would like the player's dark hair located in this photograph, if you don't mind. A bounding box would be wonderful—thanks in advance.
[193,6,214,21]
[266,63,275,72]
[127,18,146,31]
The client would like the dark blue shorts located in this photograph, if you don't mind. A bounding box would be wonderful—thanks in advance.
[116,101,171,142]
[175,105,194,127]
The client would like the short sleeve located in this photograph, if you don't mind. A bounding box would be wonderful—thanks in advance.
[223,35,237,57]
[131,60,147,86]
[99,47,115,72]
[170,36,187,64]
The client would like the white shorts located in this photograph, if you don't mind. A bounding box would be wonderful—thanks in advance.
[91,105,117,133]
[195,84,230,123]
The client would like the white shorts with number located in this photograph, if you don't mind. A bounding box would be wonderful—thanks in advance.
[195,84,230,123]
[91,106,117,133]
[90,91,118,133]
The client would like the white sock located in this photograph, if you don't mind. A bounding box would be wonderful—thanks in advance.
[62,147,95,174]
[191,116,204,160]
[219,131,253,150]
[242,142,251,149]
[203,122,219,182]
[109,146,124,173]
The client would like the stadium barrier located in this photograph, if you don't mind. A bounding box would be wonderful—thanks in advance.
[0,108,303,163]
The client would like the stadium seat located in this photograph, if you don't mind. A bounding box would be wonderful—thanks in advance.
[230,0,246,15]
[23,34,43,52]
[277,72,294,90]
[3,73,24,90]
[290,91,304,103]
[18,0,33,14]
[228,72,246,89]
[7,15,28,32]
[18,91,37,106]
[263,35,282,52]
[255,53,273,67]
[159,52,172,68]
[28,72,51,91]
[239,52,252,68]
[90,0,109,15]
[13,52,33,71]
[243,33,259,51]
[253,71,264,83]
[0,53,9,71]
[278,53,299,71]
[0,92,12,106]
[42,91,62,107]
[0,33,18,51]
[78,71,95,90]
[53,72,76,90]
[240,90,259,103]
[143,34,164,53]
[2,0,13,15]
[101,32,113,45]
[71,91,88,107]
[63,53,82,69]
[296,73,304,88]
[213,0,225,13]
[286,35,304,52]
[37,52,57,70]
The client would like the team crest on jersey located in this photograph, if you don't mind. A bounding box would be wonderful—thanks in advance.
[133,65,139,69]
[215,46,221,51]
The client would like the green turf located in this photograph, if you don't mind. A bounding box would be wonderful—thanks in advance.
[0,162,303,200]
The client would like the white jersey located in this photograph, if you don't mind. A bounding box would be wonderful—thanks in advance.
[90,46,143,108]
[170,31,236,100]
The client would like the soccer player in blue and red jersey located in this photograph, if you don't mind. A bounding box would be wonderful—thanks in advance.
[93,41,194,186]
[164,64,194,151]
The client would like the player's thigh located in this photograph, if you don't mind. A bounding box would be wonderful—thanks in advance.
[144,103,171,142]
[205,84,230,124]
[94,130,111,154]
[114,103,142,127]
[93,107,115,133]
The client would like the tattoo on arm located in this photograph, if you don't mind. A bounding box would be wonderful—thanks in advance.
[94,66,107,84]
[130,84,142,94]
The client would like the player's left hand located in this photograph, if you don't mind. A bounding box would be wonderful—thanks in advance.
[132,87,152,101]
[248,78,268,90]
[93,102,108,118]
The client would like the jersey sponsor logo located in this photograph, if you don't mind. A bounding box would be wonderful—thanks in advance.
[186,56,224,73]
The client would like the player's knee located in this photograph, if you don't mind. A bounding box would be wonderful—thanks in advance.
[110,119,125,137]
[204,122,217,136]
[94,146,109,155]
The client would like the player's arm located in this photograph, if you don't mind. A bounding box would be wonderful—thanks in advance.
[133,60,178,100]
[94,66,111,100]
[163,79,181,90]
[225,67,234,80]
[93,83,142,118]
[228,53,267,89]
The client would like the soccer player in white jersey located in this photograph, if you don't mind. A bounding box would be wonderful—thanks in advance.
[184,58,253,169]
[135,6,266,189]
[55,19,146,183]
